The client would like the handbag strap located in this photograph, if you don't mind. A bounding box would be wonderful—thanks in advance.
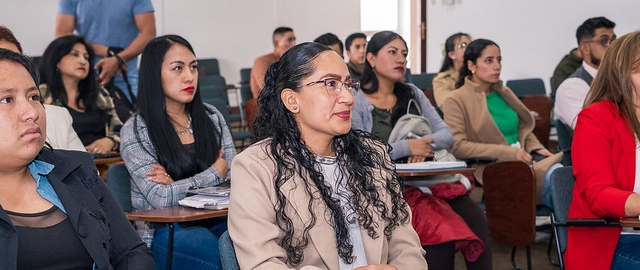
[406,98,422,115]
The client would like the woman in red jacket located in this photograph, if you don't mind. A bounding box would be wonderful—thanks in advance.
[568,30,640,269]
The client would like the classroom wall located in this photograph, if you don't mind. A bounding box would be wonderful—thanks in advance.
[426,0,639,93]
[1,0,638,92]
[0,0,361,85]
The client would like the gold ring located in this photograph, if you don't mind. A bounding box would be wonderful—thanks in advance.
[165,174,170,179]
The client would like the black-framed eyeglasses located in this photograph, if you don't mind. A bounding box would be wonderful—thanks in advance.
[297,78,360,96]
[584,36,616,47]
[457,42,468,49]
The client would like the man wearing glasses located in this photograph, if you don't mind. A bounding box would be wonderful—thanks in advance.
[554,17,616,131]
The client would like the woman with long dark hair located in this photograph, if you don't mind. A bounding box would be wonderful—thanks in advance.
[352,31,491,270]
[39,35,122,154]
[120,35,236,270]
[433,32,472,109]
[229,42,427,269]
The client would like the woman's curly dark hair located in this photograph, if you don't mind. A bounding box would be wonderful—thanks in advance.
[252,42,410,266]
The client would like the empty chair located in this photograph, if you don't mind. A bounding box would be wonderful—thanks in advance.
[203,98,252,150]
[521,95,552,148]
[408,72,437,91]
[483,161,537,270]
[506,78,546,99]
[200,75,242,124]
[549,166,619,270]
[197,58,220,76]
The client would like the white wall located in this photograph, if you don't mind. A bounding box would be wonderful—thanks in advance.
[426,0,639,93]
[0,0,360,85]
[1,0,638,92]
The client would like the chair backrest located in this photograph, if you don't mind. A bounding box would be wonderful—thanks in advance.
[556,120,573,166]
[521,95,552,147]
[199,75,229,103]
[506,78,546,99]
[204,98,231,125]
[198,58,220,76]
[106,163,133,212]
[483,161,537,246]
[549,166,574,254]
[219,230,240,270]
[239,68,251,85]
[408,73,437,91]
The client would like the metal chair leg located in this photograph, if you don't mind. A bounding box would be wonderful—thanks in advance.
[166,223,175,270]
[510,246,533,270]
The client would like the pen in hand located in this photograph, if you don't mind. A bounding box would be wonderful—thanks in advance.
[407,132,437,148]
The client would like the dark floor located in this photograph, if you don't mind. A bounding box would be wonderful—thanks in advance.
[453,232,560,270]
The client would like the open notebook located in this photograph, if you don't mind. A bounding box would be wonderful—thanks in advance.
[395,161,467,171]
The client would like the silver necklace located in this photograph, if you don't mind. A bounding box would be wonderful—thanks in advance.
[174,116,192,136]
[315,155,337,165]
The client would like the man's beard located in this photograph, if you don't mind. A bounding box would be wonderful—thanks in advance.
[590,51,601,67]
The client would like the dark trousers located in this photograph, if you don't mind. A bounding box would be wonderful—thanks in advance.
[424,194,492,270]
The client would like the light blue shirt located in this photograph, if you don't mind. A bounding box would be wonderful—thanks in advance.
[29,160,66,213]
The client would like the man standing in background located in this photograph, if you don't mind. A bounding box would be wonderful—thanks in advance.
[250,27,296,98]
[55,0,156,103]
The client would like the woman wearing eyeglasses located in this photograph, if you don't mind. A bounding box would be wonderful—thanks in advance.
[229,42,427,269]
[433,32,472,110]
[351,31,491,270]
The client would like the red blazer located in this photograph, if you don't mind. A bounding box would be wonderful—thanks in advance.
[567,100,635,269]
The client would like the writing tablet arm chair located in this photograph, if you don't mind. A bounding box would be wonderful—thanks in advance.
[521,95,552,148]
[549,166,619,270]
[483,161,537,270]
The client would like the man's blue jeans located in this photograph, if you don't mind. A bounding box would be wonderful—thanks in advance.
[151,219,228,270]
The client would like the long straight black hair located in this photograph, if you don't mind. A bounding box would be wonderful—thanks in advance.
[39,35,100,112]
[360,31,416,125]
[136,34,220,180]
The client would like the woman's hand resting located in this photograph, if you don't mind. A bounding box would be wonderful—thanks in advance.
[211,148,228,177]
[408,138,435,158]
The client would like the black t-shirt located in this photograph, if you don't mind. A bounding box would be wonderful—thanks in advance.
[7,206,94,269]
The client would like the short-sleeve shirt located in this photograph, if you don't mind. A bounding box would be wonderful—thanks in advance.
[58,0,154,49]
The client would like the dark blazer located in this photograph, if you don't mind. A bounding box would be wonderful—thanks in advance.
[0,149,154,270]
